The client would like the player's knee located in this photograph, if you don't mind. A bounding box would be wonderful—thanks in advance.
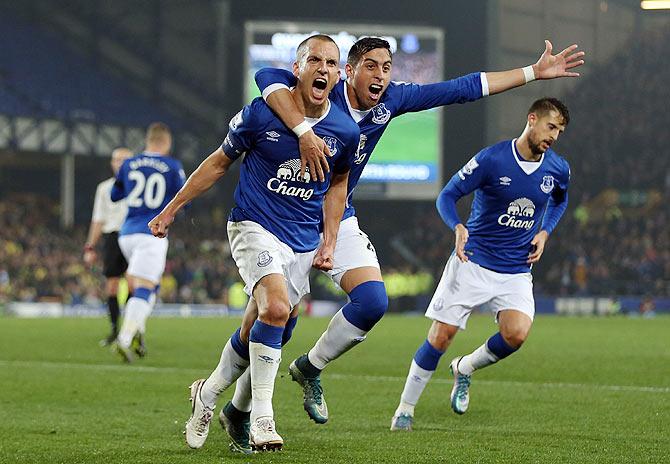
[342,281,388,331]
[500,326,529,349]
[427,321,458,351]
[261,300,291,326]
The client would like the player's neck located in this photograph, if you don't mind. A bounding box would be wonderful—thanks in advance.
[515,135,542,162]
[145,143,168,155]
[345,80,363,110]
[291,89,329,118]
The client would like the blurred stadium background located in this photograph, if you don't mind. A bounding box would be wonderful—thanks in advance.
[1,0,668,318]
[1,1,669,463]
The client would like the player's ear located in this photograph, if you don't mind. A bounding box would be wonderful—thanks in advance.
[344,63,354,80]
[292,61,299,78]
[527,112,537,127]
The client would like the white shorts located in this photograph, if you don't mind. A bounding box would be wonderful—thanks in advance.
[227,221,316,308]
[118,233,169,284]
[327,216,380,285]
[425,254,535,330]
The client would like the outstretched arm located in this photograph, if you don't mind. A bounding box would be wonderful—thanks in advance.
[313,170,349,271]
[149,147,235,237]
[487,40,585,95]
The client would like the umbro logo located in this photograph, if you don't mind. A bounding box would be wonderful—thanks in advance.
[258,355,279,364]
[499,176,512,186]
[266,131,281,142]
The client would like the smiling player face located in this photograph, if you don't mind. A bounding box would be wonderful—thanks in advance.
[527,110,566,155]
[346,47,392,110]
[293,39,341,113]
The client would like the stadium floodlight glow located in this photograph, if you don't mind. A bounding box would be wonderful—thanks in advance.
[641,0,670,9]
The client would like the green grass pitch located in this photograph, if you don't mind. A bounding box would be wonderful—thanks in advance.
[1,314,668,463]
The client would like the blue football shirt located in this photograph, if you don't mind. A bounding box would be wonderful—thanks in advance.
[112,152,186,235]
[255,69,485,220]
[445,139,570,273]
[222,97,360,253]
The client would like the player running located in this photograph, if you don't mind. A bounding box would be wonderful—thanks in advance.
[391,98,571,431]
[148,34,359,452]
[229,37,584,432]
[111,123,185,362]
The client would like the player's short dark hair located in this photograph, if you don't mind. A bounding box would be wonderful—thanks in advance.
[296,34,339,62]
[347,37,392,67]
[528,97,570,126]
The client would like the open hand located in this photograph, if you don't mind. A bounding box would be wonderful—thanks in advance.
[528,230,549,264]
[455,224,469,263]
[534,40,585,79]
[299,129,331,182]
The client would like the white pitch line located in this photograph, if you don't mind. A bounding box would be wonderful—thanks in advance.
[326,373,670,394]
[1,359,668,394]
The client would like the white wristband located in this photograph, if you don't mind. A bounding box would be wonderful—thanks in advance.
[522,65,536,83]
[292,121,311,138]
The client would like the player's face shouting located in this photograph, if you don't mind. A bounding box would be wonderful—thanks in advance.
[347,48,392,110]
[528,110,566,155]
[294,40,341,108]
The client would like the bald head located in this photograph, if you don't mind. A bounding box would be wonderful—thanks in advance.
[295,34,339,68]
[111,147,133,175]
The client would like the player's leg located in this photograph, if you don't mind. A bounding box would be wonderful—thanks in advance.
[100,232,126,345]
[290,266,385,424]
[115,275,155,361]
[289,218,387,423]
[391,320,459,430]
[247,273,290,451]
[457,310,532,376]
[131,284,154,357]
[449,273,534,414]
[185,302,255,450]
[220,303,299,454]
[114,234,166,361]
[392,254,485,427]
[101,277,121,345]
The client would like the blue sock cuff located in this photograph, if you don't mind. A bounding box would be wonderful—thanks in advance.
[486,332,518,359]
[341,281,388,331]
[413,339,444,371]
[230,328,249,360]
[282,316,298,346]
[134,287,152,302]
[249,320,284,349]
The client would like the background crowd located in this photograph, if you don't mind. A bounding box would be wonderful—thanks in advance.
[1,27,669,308]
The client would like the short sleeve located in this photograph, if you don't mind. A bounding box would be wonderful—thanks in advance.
[221,104,257,160]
